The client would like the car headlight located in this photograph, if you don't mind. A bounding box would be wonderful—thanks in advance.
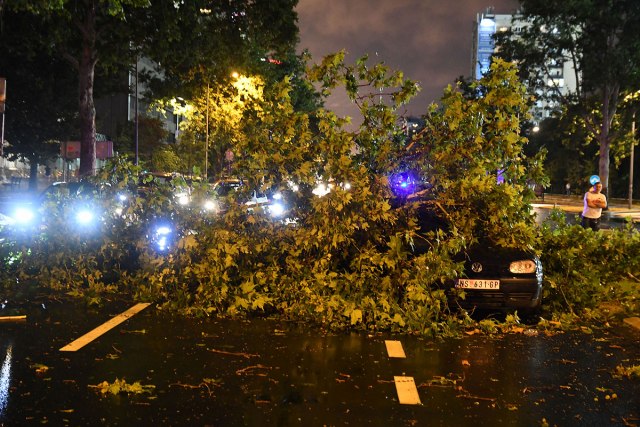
[269,202,285,217]
[75,209,95,225]
[313,183,330,197]
[509,259,537,274]
[176,192,190,206]
[13,207,36,225]
[155,225,172,236]
[203,199,218,212]
[154,225,173,251]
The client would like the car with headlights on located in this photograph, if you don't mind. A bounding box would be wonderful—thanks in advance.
[137,172,191,208]
[0,181,110,239]
[203,178,286,219]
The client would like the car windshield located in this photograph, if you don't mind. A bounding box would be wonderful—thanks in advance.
[41,182,99,200]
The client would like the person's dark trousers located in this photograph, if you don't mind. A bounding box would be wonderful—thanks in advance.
[581,216,600,231]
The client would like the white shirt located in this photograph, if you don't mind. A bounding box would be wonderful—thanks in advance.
[582,191,606,219]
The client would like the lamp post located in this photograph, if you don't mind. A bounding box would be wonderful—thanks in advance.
[623,90,639,209]
[205,83,209,180]
[629,110,636,209]
[0,78,6,176]
[134,57,139,166]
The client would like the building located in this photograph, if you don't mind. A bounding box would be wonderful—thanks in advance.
[95,56,179,149]
[471,8,578,124]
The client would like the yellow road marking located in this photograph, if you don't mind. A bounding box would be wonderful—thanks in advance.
[623,317,640,330]
[394,376,421,405]
[0,315,26,322]
[60,303,151,352]
[385,340,406,358]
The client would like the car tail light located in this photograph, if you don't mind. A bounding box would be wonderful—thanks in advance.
[509,259,537,274]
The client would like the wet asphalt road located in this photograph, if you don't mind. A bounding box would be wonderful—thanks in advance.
[0,298,638,426]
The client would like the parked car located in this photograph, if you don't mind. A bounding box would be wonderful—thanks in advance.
[449,243,543,315]
[2,181,105,228]
[204,178,286,218]
[137,172,191,207]
[396,190,543,316]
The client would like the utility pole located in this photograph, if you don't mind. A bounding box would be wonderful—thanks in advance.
[134,57,139,166]
[629,111,636,209]
[205,82,209,180]
[0,78,6,180]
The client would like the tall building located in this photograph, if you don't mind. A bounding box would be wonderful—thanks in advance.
[95,56,179,148]
[471,8,578,124]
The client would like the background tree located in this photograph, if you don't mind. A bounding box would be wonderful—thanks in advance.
[3,0,149,177]
[134,0,300,100]
[5,0,300,177]
[526,112,597,194]
[494,0,640,196]
[116,115,170,169]
[0,9,77,188]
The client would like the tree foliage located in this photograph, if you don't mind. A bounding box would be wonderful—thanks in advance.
[418,59,546,249]
[3,55,635,336]
[5,53,564,335]
[132,0,300,100]
[0,8,77,187]
[494,0,640,195]
[3,0,300,177]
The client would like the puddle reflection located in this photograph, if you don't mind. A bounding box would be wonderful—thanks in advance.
[0,344,12,416]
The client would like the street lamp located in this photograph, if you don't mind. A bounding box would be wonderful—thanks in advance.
[134,57,139,166]
[624,90,640,209]
[0,78,6,177]
[630,110,636,209]
[205,83,209,180]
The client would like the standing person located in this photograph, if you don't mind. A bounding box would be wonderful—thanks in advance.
[581,175,607,231]
[565,182,571,196]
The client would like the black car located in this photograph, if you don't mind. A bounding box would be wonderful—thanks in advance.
[449,244,543,314]
[1,181,104,230]
[401,195,543,316]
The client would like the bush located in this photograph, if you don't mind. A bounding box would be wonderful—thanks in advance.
[539,209,640,320]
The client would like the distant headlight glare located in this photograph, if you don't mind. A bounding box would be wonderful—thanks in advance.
[177,193,190,206]
[76,209,95,225]
[13,207,36,224]
[269,202,285,217]
[203,200,217,211]
[156,225,172,236]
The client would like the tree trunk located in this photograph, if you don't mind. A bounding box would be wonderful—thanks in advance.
[77,2,97,178]
[29,159,38,191]
[597,83,619,196]
[78,57,96,177]
[599,133,610,195]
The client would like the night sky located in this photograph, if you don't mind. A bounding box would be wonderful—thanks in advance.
[296,0,520,124]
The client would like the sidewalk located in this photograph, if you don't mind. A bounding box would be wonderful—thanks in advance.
[533,193,640,223]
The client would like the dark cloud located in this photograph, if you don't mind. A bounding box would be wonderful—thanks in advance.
[296,0,520,122]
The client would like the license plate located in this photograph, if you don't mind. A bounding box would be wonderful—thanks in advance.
[456,279,500,290]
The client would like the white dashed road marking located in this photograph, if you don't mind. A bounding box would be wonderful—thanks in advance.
[385,340,406,358]
[394,376,422,405]
[60,303,151,352]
